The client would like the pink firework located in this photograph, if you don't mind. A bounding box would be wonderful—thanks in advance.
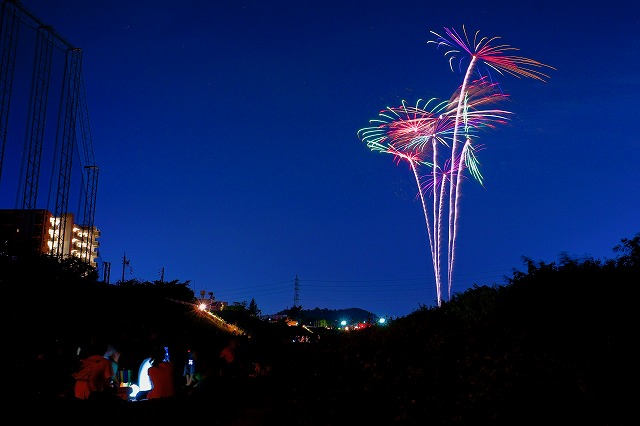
[358,27,552,307]
[429,26,555,301]
[359,89,512,307]
[358,99,450,301]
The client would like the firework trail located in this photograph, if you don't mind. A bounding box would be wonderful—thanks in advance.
[358,92,509,306]
[428,25,555,301]
[358,26,553,307]
[357,99,449,302]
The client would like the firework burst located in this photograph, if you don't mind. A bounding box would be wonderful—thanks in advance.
[430,26,555,301]
[359,26,553,307]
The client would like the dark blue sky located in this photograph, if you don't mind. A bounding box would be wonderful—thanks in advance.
[3,0,638,318]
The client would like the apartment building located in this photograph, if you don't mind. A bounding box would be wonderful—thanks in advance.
[0,209,100,268]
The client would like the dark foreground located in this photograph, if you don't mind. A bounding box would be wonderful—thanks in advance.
[17,331,635,426]
[7,237,638,425]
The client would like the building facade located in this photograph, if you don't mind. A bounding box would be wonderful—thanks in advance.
[0,209,100,268]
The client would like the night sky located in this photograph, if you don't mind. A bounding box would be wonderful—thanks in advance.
[2,0,638,318]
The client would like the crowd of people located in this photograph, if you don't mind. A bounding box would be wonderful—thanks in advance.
[29,332,274,405]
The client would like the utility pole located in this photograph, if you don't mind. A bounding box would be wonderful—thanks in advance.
[103,261,111,284]
[160,267,165,282]
[121,252,130,283]
[293,274,300,307]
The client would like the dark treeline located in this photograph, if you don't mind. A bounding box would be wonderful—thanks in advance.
[283,306,378,325]
[291,233,638,425]
[2,233,637,424]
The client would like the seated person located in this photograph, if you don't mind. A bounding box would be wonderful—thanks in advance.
[72,342,119,400]
[147,346,177,399]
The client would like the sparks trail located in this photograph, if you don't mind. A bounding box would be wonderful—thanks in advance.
[358,26,553,307]
[430,26,555,302]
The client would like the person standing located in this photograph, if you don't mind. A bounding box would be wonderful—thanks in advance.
[183,349,198,388]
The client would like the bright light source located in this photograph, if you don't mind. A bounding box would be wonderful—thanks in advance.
[138,357,152,391]
[198,303,207,311]
[378,317,386,324]
[129,384,140,399]
[340,320,347,326]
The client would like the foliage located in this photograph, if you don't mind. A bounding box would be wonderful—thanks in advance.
[278,234,637,424]
[613,232,640,267]
[115,278,195,302]
[0,251,99,284]
[279,304,303,320]
[279,306,377,325]
[247,297,261,317]
[226,298,261,317]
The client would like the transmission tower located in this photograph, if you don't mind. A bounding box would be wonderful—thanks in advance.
[293,274,300,308]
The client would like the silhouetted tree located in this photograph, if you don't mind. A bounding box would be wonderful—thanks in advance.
[248,297,261,317]
[228,300,248,312]
[284,305,303,320]
[613,232,640,267]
